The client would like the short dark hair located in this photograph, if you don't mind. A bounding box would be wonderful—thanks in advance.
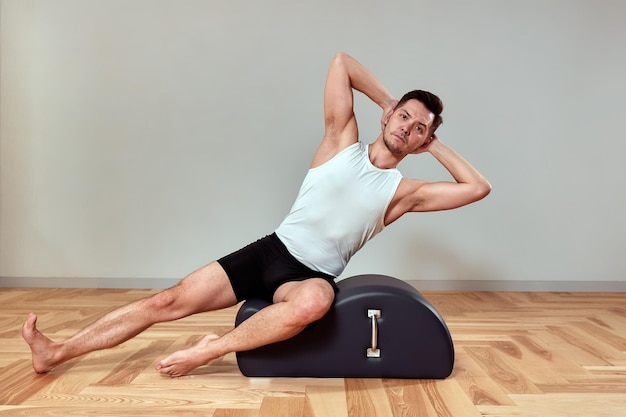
[396,90,443,135]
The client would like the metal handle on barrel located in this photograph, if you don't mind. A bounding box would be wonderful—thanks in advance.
[367,309,381,358]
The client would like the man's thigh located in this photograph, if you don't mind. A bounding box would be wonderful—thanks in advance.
[171,261,239,314]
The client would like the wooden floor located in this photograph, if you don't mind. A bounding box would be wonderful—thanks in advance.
[0,288,624,417]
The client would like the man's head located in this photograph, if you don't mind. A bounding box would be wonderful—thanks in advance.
[381,89,444,156]
[396,90,443,137]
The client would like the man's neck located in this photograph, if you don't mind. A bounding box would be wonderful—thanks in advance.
[368,136,404,170]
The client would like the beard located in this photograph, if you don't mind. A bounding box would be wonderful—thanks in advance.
[382,132,405,156]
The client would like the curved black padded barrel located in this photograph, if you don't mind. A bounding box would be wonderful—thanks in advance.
[235,274,454,379]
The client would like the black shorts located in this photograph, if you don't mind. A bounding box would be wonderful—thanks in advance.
[217,233,338,302]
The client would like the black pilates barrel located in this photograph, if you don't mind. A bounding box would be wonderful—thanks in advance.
[235,274,454,379]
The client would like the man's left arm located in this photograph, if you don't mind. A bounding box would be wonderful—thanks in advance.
[406,136,491,212]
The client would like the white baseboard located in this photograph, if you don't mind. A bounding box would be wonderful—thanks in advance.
[404,279,626,292]
[1,276,624,292]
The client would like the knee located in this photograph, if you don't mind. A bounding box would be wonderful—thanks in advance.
[286,282,335,327]
[141,287,183,318]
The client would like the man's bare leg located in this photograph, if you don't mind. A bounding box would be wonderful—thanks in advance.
[155,278,335,377]
[22,262,237,373]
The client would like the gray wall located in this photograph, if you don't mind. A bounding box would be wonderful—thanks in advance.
[2,0,625,290]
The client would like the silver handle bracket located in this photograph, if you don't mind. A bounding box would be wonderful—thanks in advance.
[367,309,381,358]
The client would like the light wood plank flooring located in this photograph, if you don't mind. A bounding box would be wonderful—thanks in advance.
[0,288,624,416]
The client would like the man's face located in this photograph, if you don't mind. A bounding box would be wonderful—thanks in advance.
[382,99,434,155]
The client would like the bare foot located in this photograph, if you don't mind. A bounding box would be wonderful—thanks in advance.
[22,313,62,373]
[155,333,223,377]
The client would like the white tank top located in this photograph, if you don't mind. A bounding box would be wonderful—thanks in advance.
[275,142,403,276]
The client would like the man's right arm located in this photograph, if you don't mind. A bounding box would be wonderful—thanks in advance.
[311,53,395,168]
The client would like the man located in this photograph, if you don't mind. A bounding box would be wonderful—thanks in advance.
[23,52,490,377]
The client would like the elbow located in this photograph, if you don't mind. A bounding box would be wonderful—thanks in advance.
[476,179,492,201]
[331,52,354,70]
[466,178,491,204]
[333,51,350,61]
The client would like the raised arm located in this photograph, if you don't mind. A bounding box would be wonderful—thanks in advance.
[311,52,395,167]
[389,136,491,219]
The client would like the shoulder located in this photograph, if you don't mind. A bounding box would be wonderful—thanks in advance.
[311,136,359,168]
